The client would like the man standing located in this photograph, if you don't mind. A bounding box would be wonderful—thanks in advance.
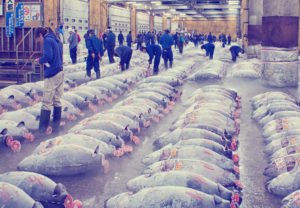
[118,31,124,46]
[136,33,143,50]
[159,30,174,69]
[173,32,178,49]
[126,31,133,47]
[201,42,215,60]
[227,34,232,45]
[229,45,244,62]
[106,27,116,64]
[207,32,213,43]
[140,44,162,75]
[75,29,81,44]
[35,27,63,134]
[68,28,78,64]
[114,46,133,71]
[86,30,104,79]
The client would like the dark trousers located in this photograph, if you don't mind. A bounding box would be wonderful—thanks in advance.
[153,53,161,74]
[119,41,123,46]
[107,47,115,64]
[86,55,100,79]
[209,47,215,59]
[222,42,226,48]
[127,42,132,47]
[70,47,77,64]
[162,48,173,65]
[231,50,237,62]
[136,42,142,50]
[120,50,132,71]
[178,44,183,54]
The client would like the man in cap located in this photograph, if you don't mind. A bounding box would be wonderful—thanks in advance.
[86,29,104,79]
[106,27,116,64]
[114,46,133,71]
[67,28,78,64]
[159,29,174,69]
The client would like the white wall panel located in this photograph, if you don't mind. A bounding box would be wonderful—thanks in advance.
[154,16,163,32]
[137,12,150,33]
[62,0,89,40]
[109,6,130,33]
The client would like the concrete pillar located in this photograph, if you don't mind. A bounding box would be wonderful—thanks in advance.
[247,0,263,58]
[261,0,299,87]
[130,7,137,40]
[89,0,107,34]
[240,0,250,48]
[150,13,154,32]
[162,16,167,31]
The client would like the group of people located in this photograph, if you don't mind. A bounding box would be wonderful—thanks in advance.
[33,26,245,135]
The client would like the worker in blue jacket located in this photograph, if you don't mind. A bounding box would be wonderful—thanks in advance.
[126,31,133,47]
[230,45,244,62]
[222,34,227,48]
[140,44,162,75]
[114,46,133,71]
[201,42,215,59]
[35,27,63,134]
[118,31,124,46]
[159,30,174,69]
[86,29,104,79]
[106,28,116,64]
[207,32,213,43]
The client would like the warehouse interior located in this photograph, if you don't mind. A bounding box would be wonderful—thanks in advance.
[0,0,300,208]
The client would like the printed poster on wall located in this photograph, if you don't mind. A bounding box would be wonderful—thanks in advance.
[31,5,40,21]
[24,4,40,21]
[24,4,30,21]
[0,0,3,16]
[16,3,24,27]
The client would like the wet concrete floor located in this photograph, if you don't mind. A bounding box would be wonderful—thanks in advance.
[0,45,293,208]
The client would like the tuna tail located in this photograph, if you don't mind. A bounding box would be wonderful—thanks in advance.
[94,145,100,154]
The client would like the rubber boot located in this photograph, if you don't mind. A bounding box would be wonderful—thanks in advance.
[96,71,101,79]
[164,61,168,69]
[170,61,173,68]
[39,109,51,134]
[52,106,62,135]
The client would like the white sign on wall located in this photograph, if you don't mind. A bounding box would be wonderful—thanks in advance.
[0,0,3,16]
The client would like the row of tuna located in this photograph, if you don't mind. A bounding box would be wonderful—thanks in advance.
[0,52,196,207]
[0,54,149,153]
[0,54,143,114]
[105,85,243,208]
[251,91,300,207]
[0,171,83,208]
[16,59,195,177]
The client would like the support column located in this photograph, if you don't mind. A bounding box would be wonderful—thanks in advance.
[240,0,248,48]
[150,13,154,32]
[89,0,107,34]
[130,7,137,41]
[162,16,167,31]
[43,0,59,28]
[247,0,263,58]
[261,0,299,87]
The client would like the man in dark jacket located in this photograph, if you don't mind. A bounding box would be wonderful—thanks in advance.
[86,29,104,79]
[140,44,162,75]
[136,33,143,50]
[102,32,107,51]
[106,28,116,64]
[118,31,124,46]
[230,45,244,62]
[114,46,133,71]
[201,42,215,59]
[173,32,178,49]
[126,31,133,47]
[68,28,78,64]
[35,27,63,134]
[159,30,173,69]
[207,32,213,43]
[222,34,227,48]
[145,31,152,46]
[227,34,232,45]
